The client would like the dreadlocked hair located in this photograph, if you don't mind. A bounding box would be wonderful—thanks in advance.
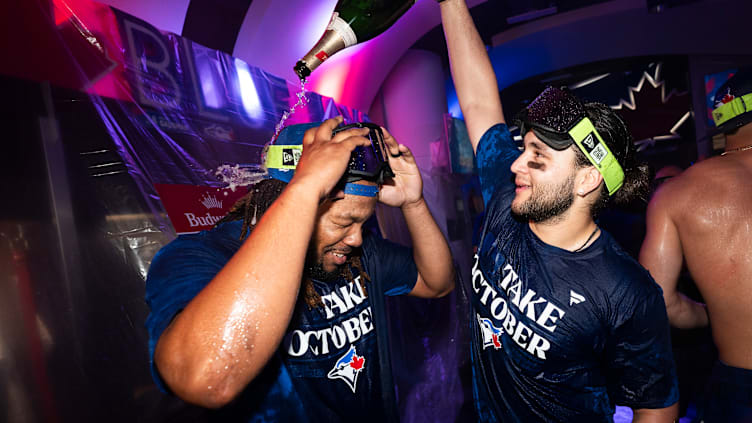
[216,178,371,308]
[216,178,287,240]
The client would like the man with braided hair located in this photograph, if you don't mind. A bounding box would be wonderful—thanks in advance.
[640,68,752,422]
[145,117,454,422]
[439,0,678,421]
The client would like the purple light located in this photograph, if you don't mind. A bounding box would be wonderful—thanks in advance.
[234,58,264,121]
[195,51,223,109]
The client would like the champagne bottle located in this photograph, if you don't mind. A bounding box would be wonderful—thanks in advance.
[294,0,415,81]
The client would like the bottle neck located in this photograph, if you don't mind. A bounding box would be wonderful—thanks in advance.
[295,12,356,81]
[295,29,346,80]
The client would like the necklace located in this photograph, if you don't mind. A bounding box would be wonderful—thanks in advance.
[573,226,599,253]
[721,144,752,156]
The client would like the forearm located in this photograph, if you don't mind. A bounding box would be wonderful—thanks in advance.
[155,182,320,407]
[402,198,454,297]
[632,402,678,422]
[440,0,504,146]
[665,292,709,329]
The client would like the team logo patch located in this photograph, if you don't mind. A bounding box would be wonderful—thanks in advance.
[327,345,365,393]
[477,314,503,350]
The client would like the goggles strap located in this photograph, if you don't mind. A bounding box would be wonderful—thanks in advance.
[265,145,379,197]
[713,92,752,127]
[344,183,379,197]
[568,118,625,196]
[265,145,302,170]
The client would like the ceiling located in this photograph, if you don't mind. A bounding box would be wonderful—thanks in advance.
[84,0,746,112]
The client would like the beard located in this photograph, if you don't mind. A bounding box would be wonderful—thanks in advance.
[305,246,347,282]
[306,261,342,282]
[512,174,575,223]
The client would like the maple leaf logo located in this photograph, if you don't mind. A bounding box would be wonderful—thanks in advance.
[350,355,365,370]
[492,334,501,349]
[610,63,693,151]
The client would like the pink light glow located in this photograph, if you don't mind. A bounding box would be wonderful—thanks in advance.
[308,43,365,104]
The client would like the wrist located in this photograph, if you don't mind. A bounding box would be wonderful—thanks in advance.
[284,179,326,204]
[401,196,426,212]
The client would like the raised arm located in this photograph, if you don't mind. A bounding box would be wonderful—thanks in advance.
[153,118,371,408]
[439,0,505,151]
[639,183,709,329]
[379,128,455,298]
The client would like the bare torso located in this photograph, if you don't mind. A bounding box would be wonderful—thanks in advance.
[664,151,752,368]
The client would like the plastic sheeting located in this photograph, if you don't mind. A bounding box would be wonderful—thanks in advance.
[47,0,370,276]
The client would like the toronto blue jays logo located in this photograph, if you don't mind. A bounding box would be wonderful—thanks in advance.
[327,345,366,393]
[477,314,503,350]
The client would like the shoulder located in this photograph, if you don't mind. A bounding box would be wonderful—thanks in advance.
[649,156,741,219]
[476,124,513,156]
[151,222,243,269]
[360,231,409,264]
[601,233,663,297]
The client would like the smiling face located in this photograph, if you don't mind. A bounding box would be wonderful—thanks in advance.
[306,189,378,281]
[510,131,579,223]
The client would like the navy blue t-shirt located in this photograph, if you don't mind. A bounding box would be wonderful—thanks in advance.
[145,220,418,422]
[468,124,679,422]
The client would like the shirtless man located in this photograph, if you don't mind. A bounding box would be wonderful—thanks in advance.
[640,68,752,422]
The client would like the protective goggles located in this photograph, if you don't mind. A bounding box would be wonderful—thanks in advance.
[332,122,395,184]
[713,92,752,128]
[265,122,394,186]
[515,87,625,196]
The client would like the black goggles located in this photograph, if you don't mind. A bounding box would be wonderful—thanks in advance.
[514,86,625,196]
[333,122,395,184]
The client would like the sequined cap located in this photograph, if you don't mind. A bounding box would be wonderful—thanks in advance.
[514,86,587,150]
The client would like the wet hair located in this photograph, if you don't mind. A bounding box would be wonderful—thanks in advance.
[572,102,651,216]
[216,178,369,308]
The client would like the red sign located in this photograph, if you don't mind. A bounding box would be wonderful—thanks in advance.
[154,184,249,234]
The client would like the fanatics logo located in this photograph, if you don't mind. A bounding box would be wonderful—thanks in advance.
[327,345,365,393]
[569,290,586,306]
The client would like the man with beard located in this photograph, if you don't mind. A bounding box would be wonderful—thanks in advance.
[144,117,454,421]
[439,1,678,421]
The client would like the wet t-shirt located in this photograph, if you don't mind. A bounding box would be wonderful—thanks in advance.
[145,220,417,422]
[468,124,679,422]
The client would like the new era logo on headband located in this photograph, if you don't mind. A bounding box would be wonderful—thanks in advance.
[282,148,301,166]
[580,132,608,165]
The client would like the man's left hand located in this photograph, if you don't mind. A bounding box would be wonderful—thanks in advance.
[378,128,423,208]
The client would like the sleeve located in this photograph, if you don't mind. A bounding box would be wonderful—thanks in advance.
[144,236,228,392]
[475,123,520,207]
[604,284,680,409]
[361,233,418,297]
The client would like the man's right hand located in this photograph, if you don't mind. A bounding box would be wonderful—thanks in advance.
[289,117,371,200]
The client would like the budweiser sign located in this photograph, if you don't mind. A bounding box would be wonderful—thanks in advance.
[154,184,248,234]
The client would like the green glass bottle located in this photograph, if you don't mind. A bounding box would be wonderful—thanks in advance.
[294,0,415,81]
